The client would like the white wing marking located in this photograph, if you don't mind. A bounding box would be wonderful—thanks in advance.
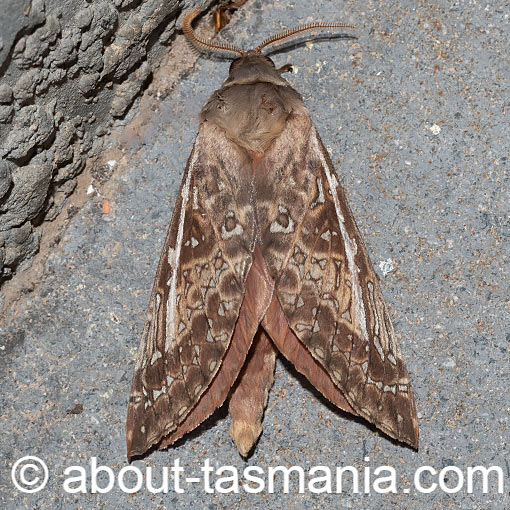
[165,144,197,351]
[311,130,369,342]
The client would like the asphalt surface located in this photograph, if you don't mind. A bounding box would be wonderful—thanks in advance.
[1,0,509,508]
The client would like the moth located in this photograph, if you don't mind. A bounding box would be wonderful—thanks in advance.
[126,9,419,459]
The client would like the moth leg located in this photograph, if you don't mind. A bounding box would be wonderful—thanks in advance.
[277,64,293,74]
[229,327,277,457]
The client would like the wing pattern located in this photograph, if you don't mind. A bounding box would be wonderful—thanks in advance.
[127,122,256,457]
[256,114,418,447]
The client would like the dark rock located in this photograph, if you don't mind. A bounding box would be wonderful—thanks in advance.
[0,163,52,231]
[92,2,118,40]
[43,68,67,90]
[113,0,144,10]
[52,119,79,167]
[0,0,46,69]
[0,84,13,104]
[14,15,61,69]
[102,0,179,80]
[0,0,210,284]
[159,19,177,45]
[3,105,55,161]
[49,27,81,67]
[79,39,106,73]
[54,153,85,183]
[3,221,41,269]
[80,31,100,53]
[3,221,32,251]
[75,7,94,30]
[13,69,47,104]
[0,105,14,124]
[44,176,79,221]
[110,61,151,117]
[78,72,101,96]
[0,160,14,199]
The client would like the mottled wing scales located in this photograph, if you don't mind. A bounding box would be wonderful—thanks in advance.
[127,123,255,458]
[257,114,418,448]
[159,244,275,449]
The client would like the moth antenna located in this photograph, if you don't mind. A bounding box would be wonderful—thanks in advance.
[183,8,246,58]
[255,22,356,54]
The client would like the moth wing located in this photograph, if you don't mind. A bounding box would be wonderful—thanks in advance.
[257,114,419,448]
[127,123,256,458]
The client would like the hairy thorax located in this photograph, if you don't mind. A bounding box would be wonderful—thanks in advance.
[200,80,306,153]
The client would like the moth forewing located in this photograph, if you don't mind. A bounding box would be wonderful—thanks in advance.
[126,10,418,460]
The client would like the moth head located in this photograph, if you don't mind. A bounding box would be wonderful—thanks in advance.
[183,9,355,67]
[224,51,286,87]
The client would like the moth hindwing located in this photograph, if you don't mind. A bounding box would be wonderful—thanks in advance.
[126,9,419,459]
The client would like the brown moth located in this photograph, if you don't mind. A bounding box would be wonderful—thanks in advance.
[126,9,419,459]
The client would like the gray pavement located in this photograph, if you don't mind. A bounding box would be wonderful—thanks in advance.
[1,0,509,508]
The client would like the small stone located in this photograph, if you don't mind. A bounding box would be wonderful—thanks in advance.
[378,258,395,277]
[442,358,456,368]
[429,124,441,135]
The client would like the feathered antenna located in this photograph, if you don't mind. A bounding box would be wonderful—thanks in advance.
[183,8,246,58]
[255,21,356,54]
[183,8,355,58]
